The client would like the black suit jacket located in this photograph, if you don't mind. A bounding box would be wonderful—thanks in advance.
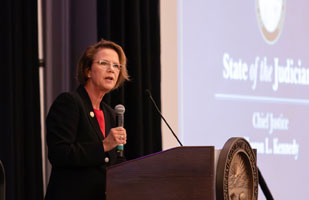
[45,85,124,200]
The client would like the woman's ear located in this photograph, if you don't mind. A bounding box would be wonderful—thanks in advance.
[86,68,91,78]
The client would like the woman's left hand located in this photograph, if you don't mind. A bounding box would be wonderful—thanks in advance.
[102,127,127,152]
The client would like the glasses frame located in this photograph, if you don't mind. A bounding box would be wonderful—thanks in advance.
[95,60,122,71]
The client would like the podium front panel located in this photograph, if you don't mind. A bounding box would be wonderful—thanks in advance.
[106,146,214,200]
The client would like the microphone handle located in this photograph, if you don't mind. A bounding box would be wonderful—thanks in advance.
[116,114,124,157]
[147,90,183,146]
[117,114,124,127]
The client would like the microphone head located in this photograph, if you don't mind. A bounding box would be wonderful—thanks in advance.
[145,89,151,97]
[115,104,125,115]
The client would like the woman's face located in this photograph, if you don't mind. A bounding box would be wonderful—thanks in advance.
[87,48,121,93]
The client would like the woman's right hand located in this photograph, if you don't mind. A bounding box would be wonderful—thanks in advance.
[102,127,127,152]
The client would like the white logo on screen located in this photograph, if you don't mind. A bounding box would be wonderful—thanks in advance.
[256,0,286,45]
[259,0,282,32]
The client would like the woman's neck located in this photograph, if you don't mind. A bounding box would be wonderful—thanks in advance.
[84,83,106,110]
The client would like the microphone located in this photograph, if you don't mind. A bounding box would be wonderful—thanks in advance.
[145,89,183,146]
[115,104,125,157]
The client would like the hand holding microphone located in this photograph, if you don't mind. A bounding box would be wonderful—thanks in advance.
[102,127,127,152]
[102,104,126,155]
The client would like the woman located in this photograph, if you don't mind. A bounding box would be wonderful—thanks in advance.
[45,39,129,200]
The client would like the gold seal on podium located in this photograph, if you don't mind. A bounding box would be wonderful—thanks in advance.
[216,137,258,200]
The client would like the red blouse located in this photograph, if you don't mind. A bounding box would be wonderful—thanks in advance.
[93,108,105,137]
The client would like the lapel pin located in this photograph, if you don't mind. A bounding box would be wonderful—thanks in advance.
[90,111,95,118]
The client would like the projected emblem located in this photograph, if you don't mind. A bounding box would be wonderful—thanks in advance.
[216,138,258,200]
[256,0,286,44]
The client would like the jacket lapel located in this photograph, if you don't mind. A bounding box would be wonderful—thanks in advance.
[77,86,104,141]
[101,102,111,137]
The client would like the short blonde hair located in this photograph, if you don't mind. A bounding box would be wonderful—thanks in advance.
[77,39,129,89]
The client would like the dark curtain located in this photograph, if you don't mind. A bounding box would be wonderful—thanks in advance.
[97,0,162,159]
[0,0,43,199]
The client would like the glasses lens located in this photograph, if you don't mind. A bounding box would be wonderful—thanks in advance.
[113,64,121,70]
[97,60,121,70]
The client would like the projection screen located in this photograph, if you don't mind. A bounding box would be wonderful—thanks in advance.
[178,0,308,199]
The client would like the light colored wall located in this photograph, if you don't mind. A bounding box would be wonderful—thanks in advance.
[160,0,180,150]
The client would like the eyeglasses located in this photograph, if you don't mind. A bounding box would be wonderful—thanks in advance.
[95,60,122,71]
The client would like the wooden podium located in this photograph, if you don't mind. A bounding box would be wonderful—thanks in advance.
[106,146,214,200]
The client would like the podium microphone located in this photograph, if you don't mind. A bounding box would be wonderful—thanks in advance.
[145,89,183,146]
[115,104,125,157]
